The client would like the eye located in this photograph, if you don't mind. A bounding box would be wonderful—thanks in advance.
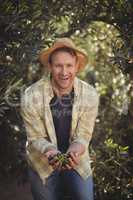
[67,64,73,68]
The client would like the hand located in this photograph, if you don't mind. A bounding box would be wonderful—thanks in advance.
[48,153,62,170]
[44,149,59,159]
[61,152,80,170]
[44,150,61,170]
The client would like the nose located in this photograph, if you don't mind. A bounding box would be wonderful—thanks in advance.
[61,66,67,76]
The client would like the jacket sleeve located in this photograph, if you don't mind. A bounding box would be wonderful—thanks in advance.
[21,89,57,154]
[71,91,99,149]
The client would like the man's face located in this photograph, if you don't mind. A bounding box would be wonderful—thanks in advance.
[49,51,78,92]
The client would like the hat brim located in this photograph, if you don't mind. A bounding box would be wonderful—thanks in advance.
[39,44,88,71]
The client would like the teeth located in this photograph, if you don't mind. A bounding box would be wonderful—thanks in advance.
[61,78,68,80]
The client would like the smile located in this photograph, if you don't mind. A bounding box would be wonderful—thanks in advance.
[60,77,69,80]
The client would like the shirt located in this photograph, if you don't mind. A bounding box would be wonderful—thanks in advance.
[50,89,74,153]
[21,75,99,184]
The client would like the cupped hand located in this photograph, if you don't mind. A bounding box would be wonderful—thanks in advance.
[61,152,80,170]
[44,149,62,170]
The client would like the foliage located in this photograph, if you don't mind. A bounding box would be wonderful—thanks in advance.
[92,139,133,200]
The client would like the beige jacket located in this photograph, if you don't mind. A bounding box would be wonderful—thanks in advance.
[21,75,99,183]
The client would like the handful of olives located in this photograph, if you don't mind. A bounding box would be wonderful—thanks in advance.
[48,152,71,167]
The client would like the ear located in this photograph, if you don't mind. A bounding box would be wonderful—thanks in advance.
[75,60,79,73]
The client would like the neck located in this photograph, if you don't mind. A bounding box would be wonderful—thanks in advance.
[51,79,73,97]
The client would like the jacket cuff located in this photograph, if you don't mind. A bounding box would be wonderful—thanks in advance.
[31,138,57,154]
[71,138,88,147]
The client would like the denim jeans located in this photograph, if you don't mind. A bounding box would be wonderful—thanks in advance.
[28,168,94,200]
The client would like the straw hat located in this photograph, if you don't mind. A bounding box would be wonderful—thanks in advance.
[39,38,88,71]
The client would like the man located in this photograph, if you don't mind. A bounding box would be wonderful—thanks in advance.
[21,38,99,200]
